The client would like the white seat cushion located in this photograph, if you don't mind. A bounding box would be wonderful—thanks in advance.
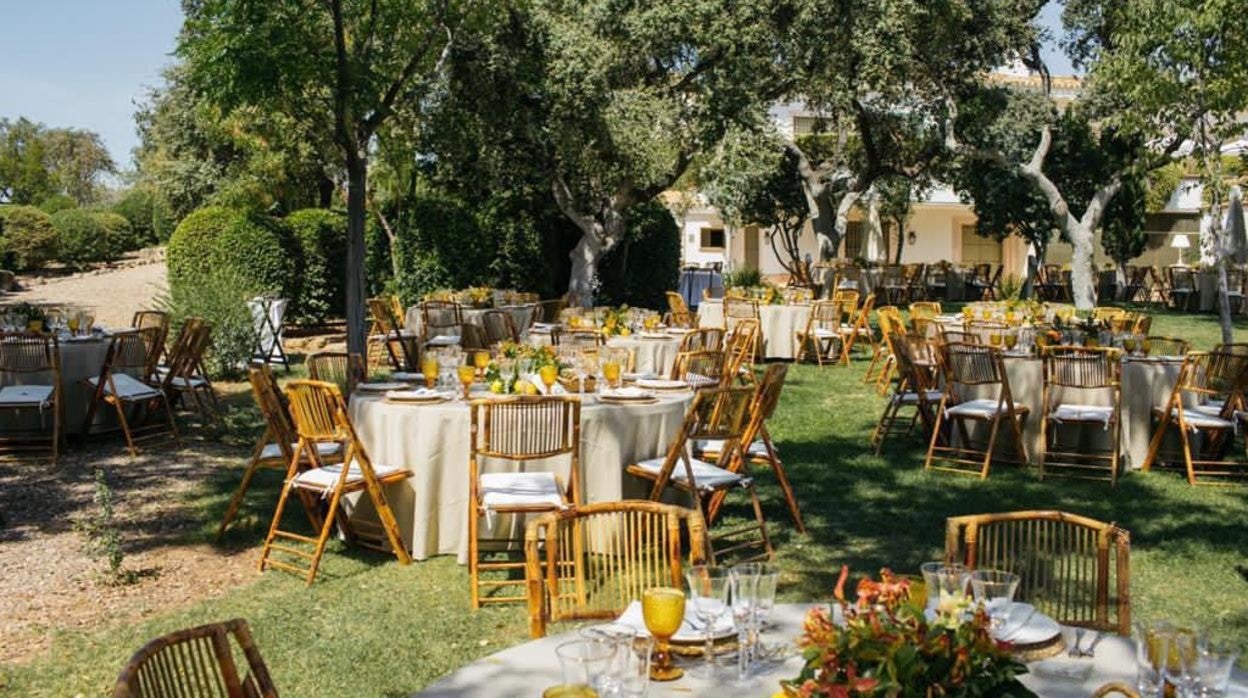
[633,456,745,490]
[1050,404,1115,428]
[684,373,719,388]
[693,438,770,458]
[812,328,838,339]
[0,385,54,407]
[1169,407,1235,430]
[946,398,1023,419]
[87,374,163,400]
[426,335,460,347]
[167,375,208,389]
[1192,401,1226,417]
[479,471,565,510]
[897,389,943,405]
[292,460,405,490]
[260,441,343,461]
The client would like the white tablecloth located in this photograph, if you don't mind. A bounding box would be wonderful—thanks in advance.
[0,336,112,435]
[525,333,683,377]
[697,300,812,360]
[415,603,1248,697]
[348,391,691,562]
[405,305,538,337]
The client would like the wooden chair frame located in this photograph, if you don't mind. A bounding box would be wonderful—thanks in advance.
[480,309,520,346]
[469,396,582,608]
[837,291,875,365]
[673,349,725,390]
[132,310,170,372]
[83,329,180,456]
[1166,265,1197,311]
[867,306,904,394]
[1143,335,1190,358]
[0,331,63,463]
[872,332,941,456]
[259,380,411,585]
[1141,350,1248,484]
[722,297,760,335]
[306,351,366,397]
[421,300,464,347]
[551,328,606,349]
[523,501,707,638]
[673,328,724,357]
[945,510,1131,634]
[924,342,1029,478]
[249,294,290,372]
[367,295,420,372]
[793,299,847,367]
[665,291,695,328]
[111,618,278,698]
[160,318,221,423]
[723,318,759,386]
[879,264,910,305]
[1039,346,1123,485]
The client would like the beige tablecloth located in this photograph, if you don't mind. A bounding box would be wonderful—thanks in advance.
[404,305,538,337]
[0,336,112,435]
[525,333,683,377]
[697,300,811,360]
[348,391,691,562]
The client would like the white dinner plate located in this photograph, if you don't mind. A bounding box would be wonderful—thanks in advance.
[614,601,735,644]
[389,372,424,382]
[622,372,658,382]
[638,331,670,340]
[666,327,694,335]
[384,389,451,404]
[995,603,1061,645]
[356,381,409,393]
[599,387,656,403]
[636,378,688,391]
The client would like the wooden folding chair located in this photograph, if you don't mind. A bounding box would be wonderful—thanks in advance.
[421,299,464,349]
[551,328,605,349]
[0,332,63,463]
[903,263,927,302]
[524,501,707,638]
[864,305,902,391]
[939,327,982,345]
[879,264,910,305]
[111,618,278,698]
[537,298,567,324]
[469,396,581,608]
[1122,266,1150,304]
[367,296,420,372]
[945,511,1131,634]
[925,262,951,301]
[1141,350,1248,485]
[1091,307,1125,325]
[628,386,772,565]
[924,342,1029,478]
[248,294,290,372]
[83,329,180,456]
[872,332,942,456]
[793,299,846,366]
[672,349,725,390]
[722,318,759,386]
[1039,347,1123,485]
[837,291,874,365]
[665,291,695,328]
[1167,265,1197,311]
[259,380,411,585]
[160,318,221,423]
[674,328,723,356]
[132,310,170,371]
[216,364,344,540]
[722,297,760,338]
[306,351,365,397]
[1143,335,1190,358]
[480,309,520,346]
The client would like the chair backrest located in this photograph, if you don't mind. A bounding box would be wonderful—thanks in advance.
[1167,265,1195,291]
[552,328,605,349]
[537,298,567,324]
[723,297,760,322]
[672,349,724,388]
[525,501,707,638]
[806,299,845,331]
[131,311,170,361]
[938,327,981,345]
[743,363,788,446]
[479,310,519,345]
[163,318,213,383]
[1175,350,1248,401]
[306,351,365,397]
[942,342,1006,387]
[831,288,860,309]
[1130,313,1152,335]
[666,291,689,316]
[723,319,759,378]
[945,511,1131,634]
[421,300,463,336]
[367,296,403,334]
[111,618,278,698]
[470,396,581,461]
[892,333,938,395]
[1143,335,1190,358]
[1091,307,1125,323]
[882,265,906,286]
[284,379,351,444]
[909,301,941,320]
[1042,346,1121,390]
[248,364,295,458]
[644,387,754,499]
[459,324,490,352]
[0,332,58,377]
[676,328,723,355]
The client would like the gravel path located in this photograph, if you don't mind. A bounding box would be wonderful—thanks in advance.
[6,255,167,328]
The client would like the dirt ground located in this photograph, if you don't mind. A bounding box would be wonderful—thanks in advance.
[4,249,168,329]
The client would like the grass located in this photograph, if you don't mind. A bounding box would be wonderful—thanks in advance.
[2,309,1246,697]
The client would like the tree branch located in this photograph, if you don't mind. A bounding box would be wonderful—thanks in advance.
[552,173,598,237]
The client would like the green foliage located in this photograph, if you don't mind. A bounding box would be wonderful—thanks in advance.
[94,212,138,255]
[1101,175,1148,267]
[286,208,346,324]
[597,201,681,309]
[723,266,763,289]
[0,204,59,270]
[0,117,115,206]
[1145,163,1184,213]
[158,264,262,378]
[50,208,113,267]
[38,194,77,214]
[389,189,490,303]
[997,273,1024,301]
[76,468,135,585]
[112,187,163,247]
[167,206,302,313]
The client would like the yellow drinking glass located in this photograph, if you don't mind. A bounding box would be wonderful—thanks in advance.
[643,314,657,331]
[457,364,476,399]
[1004,333,1018,350]
[421,355,440,388]
[473,351,490,377]
[67,314,80,335]
[961,306,973,322]
[1004,311,1016,326]
[1123,337,1137,354]
[642,587,686,681]
[1142,339,1152,356]
[603,360,621,388]
[988,333,1002,348]
[539,364,559,393]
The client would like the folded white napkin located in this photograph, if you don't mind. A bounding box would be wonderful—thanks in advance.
[637,378,688,390]
[614,600,733,640]
[601,387,653,400]
[384,388,451,400]
[526,374,567,396]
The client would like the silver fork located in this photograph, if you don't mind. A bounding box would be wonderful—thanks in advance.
[1067,628,1086,657]
[1080,631,1104,658]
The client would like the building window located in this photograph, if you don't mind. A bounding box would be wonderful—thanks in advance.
[793,115,831,137]
[700,227,726,250]
[960,225,1001,264]
[841,221,864,258]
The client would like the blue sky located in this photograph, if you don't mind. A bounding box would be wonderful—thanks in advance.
[0,1,1074,169]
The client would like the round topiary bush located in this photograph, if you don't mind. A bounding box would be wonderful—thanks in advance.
[93,212,137,256]
[51,208,113,268]
[286,208,346,324]
[38,195,77,215]
[167,206,302,306]
[0,205,60,271]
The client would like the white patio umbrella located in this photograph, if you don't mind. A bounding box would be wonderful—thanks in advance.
[1224,185,1247,265]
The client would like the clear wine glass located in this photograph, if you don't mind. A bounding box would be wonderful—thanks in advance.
[684,565,730,678]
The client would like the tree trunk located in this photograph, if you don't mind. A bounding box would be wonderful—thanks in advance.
[834,190,861,259]
[1069,223,1096,310]
[893,219,905,264]
[344,153,369,355]
[567,233,606,307]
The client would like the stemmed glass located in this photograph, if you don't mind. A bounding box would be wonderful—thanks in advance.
[919,562,969,615]
[728,566,757,681]
[539,363,559,394]
[641,587,685,681]
[473,351,490,380]
[969,569,1020,634]
[456,363,476,400]
[421,353,440,389]
[735,563,778,655]
[684,565,730,678]
[602,351,622,389]
[1134,620,1172,697]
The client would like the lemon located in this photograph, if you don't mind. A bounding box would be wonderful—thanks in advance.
[489,380,503,394]
[620,327,631,337]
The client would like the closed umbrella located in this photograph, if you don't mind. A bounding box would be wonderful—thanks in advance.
[1224,185,1247,265]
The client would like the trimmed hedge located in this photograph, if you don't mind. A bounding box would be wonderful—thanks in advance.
[94,212,137,255]
[286,208,346,324]
[51,209,113,267]
[167,206,302,310]
[0,205,59,271]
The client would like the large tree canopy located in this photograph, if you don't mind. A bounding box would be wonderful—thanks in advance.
[0,117,115,206]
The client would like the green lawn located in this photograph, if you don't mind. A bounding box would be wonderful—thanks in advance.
[2,309,1246,697]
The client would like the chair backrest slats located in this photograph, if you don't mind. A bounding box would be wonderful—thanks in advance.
[306,351,365,397]
[111,618,277,698]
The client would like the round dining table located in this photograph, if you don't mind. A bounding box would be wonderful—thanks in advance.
[414,603,1248,697]
[405,304,539,338]
[0,334,113,435]
[696,300,811,360]
[348,389,692,562]
[525,332,684,378]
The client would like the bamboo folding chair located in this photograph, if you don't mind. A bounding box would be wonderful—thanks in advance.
[909,301,942,323]
[551,328,606,350]
[665,291,695,328]
[111,618,278,698]
[793,299,847,366]
[523,501,707,638]
[537,298,567,324]
[306,351,365,398]
[924,342,1029,478]
[469,396,581,609]
[699,364,804,533]
[939,327,982,345]
[480,309,520,346]
[0,332,63,463]
[903,263,927,302]
[945,511,1131,634]
[1039,347,1123,485]
[864,305,903,391]
[216,364,344,540]
[837,291,875,365]
[1091,307,1126,325]
[967,263,994,300]
[925,262,951,301]
[160,318,221,423]
[674,328,724,356]
[259,380,411,585]
[1129,313,1152,336]
[628,386,772,565]
[367,296,420,372]
[1166,265,1197,311]
[83,329,180,456]
[132,310,170,370]
[723,297,760,335]
[879,265,910,305]
[673,349,725,390]
[1141,350,1248,485]
[458,324,490,352]
[872,333,943,456]
[421,300,464,348]
[1145,266,1169,307]
[722,318,759,386]
[1142,335,1190,358]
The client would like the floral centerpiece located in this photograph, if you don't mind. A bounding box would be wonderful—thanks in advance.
[456,286,494,309]
[781,566,1032,698]
[599,305,633,336]
[484,342,564,394]
[3,303,49,332]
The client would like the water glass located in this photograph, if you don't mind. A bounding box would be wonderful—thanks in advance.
[920,562,969,614]
[969,569,1019,632]
[580,623,650,697]
[729,566,758,680]
[555,639,615,694]
[1187,642,1239,697]
[1133,620,1172,697]
[616,633,653,697]
[684,565,730,678]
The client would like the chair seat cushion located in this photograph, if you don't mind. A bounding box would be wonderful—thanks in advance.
[426,335,460,347]
[946,398,1026,418]
[1050,404,1115,427]
[479,471,565,510]
[693,438,770,459]
[0,385,54,407]
[1192,401,1226,417]
[632,456,746,490]
[812,328,838,339]
[898,389,943,405]
[1161,407,1235,430]
[167,375,208,389]
[260,441,343,461]
[293,461,405,490]
[87,374,163,400]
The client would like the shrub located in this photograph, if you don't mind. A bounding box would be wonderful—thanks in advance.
[167,206,302,310]
[0,205,59,270]
[389,189,491,302]
[151,194,176,243]
[93,212,137,256]
[51,208,112,268]
[157,265,261,379]
[597,201,681,309]
[112,188,159,247]
[286,208,346,324]
[38,194,77,215]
